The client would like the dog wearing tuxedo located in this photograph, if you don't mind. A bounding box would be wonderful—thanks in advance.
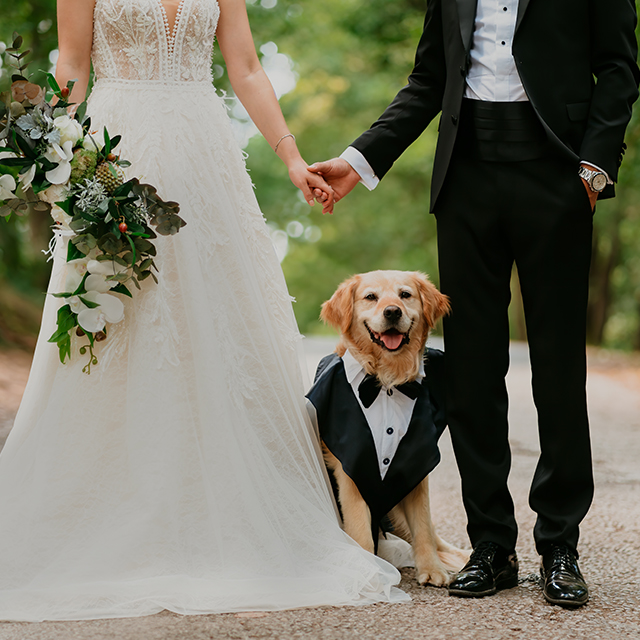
[310,0,640,607]
[307,270,468,586]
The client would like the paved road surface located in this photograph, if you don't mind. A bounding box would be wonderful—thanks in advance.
[0,338,638,639]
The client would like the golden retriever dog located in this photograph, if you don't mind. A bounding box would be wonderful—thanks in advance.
[318,270,469,586]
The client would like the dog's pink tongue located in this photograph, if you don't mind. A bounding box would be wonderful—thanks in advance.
[381,332,403,350]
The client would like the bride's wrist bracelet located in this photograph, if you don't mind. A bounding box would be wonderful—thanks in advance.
[274,133,296,154]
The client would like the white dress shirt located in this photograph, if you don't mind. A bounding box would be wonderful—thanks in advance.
[464,0,526,102]
[341,0,610,188]
[342,349,425,480]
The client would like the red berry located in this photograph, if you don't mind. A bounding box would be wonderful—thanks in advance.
[119,222,128,233]
[107,153,117,161]
[61,87,70,99]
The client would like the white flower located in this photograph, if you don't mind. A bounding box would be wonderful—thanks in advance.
[77,291,125,333]
[45,140,75,185]
[53,115,84,146]
[87,259,127,276]
[65,256,91,292]
[19,164,36,189]
[0,174,16,201]
[40,183,68,204]
[68,295,87,314]
[0,149,17,160]
[50,204,73,230]
[85,259,128,293]
[82,132,104,152]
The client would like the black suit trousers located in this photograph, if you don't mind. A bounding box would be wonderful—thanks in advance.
[434,145,595,555]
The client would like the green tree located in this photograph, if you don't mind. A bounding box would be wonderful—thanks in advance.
[1,0,640,349]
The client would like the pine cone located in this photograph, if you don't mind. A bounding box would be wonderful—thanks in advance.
[95,162,125,194]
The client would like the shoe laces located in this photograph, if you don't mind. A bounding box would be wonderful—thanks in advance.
[469,541,500,564]
[547,545,577,570]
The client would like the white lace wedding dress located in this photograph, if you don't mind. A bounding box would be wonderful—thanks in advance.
[0,0,407,621]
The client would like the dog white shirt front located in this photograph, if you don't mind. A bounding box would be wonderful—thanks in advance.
[342,349,425,480]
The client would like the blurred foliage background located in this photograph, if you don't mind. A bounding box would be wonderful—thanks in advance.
[1,0,639,350]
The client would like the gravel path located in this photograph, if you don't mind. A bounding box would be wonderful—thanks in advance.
[0,339,638,639]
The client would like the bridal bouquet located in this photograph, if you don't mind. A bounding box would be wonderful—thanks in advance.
[0,34,186,373]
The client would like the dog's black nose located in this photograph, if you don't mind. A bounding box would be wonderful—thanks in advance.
[383,305,402,321]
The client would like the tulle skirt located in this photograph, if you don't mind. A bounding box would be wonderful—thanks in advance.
[0,79,407,621]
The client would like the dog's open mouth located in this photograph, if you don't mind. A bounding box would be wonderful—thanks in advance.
[365,322,411,351]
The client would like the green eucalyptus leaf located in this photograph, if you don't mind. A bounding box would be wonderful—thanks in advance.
[112,283,132,298]
[97,232,124,255]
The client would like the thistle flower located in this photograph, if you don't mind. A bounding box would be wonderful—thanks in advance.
[74,178,108,212]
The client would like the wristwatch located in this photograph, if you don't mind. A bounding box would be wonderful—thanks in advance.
[578,165,607,192]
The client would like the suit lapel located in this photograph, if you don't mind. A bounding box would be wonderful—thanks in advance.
[516,0,532,32]
[455,0,478,51]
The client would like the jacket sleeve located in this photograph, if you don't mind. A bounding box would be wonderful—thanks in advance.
[580,0,640,180]
[350,0,446,180]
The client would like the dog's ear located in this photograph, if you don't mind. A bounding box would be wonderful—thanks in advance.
[320,276,360,334]
[412,272,450,329]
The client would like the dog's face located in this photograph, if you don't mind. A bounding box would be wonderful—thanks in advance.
[321,270,450,385]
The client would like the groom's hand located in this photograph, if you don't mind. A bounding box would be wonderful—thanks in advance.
[308,158,361,208]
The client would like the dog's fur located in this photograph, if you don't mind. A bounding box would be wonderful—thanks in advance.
[320,270,469,586]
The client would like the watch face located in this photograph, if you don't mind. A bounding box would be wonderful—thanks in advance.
[592,173,607,191]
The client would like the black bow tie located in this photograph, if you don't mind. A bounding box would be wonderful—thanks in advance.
[358,374,423,409]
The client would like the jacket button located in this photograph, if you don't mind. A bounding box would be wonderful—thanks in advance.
[459,66,466,76]
[451,115,458,125]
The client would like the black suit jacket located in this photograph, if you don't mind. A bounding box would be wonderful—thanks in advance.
[351,0,640,211]
[306,348,447,544]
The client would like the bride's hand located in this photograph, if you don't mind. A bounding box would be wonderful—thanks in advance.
[288,160,335,215]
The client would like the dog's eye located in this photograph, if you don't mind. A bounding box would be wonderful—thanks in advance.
[364,293,377,301]
[399,291,412,299]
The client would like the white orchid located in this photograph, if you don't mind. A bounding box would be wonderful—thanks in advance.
[84,258,128,292]
[19,164,36,189]
[77,291,125,333]
[45,140,75,185]
[68,295,87,315]
[0,174,16,201]
[65,255,93,292]
[53,115,84,146]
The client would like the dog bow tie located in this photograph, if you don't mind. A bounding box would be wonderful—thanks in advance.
[358,375,423,409]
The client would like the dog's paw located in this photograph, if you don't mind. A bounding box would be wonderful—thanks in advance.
[416,565,451,587]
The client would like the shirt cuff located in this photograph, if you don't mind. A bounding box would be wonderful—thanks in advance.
[580,161,613,185]
[340,147,380,191]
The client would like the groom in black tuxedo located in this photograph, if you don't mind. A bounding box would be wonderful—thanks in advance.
[310,0,639,607]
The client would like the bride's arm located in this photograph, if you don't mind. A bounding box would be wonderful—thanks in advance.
[56,0,96,105]
[216,0,333,212]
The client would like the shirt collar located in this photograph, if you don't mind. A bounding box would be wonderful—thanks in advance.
[342,349,425,385]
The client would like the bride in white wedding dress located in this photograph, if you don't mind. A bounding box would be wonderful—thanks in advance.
[0,0,408,621]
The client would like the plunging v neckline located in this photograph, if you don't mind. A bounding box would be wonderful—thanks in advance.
[157,0,187,57]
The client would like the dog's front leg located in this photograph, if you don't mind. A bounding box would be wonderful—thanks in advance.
[402,477,450,586]
[326,452,375,554]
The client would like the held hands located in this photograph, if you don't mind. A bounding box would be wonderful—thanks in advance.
[307,158,362,214]
[288,159,335,215]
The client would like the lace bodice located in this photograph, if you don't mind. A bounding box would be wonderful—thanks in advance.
[92,0,220,83]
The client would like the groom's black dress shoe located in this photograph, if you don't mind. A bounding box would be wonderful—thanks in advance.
[448,541,519,597]
[540,545,589,608]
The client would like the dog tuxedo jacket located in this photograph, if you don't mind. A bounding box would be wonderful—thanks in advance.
[307,348,447,543]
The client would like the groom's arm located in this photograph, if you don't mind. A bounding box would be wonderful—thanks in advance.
[309,0,446,206]
[349,0,447,181]
[579,0,639,181]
